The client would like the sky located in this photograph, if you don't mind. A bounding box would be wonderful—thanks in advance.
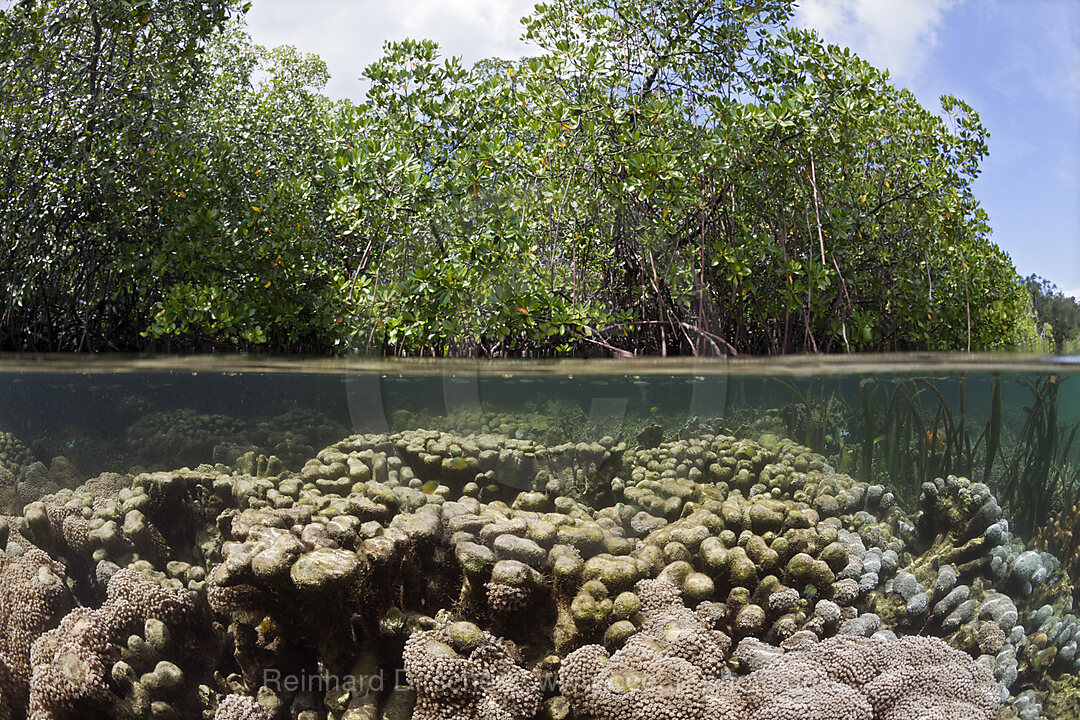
[240,0,1080,301]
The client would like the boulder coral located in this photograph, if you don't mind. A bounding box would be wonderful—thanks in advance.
[215,694,273,720]
[0,421,1075,718]
[0,549,73,720]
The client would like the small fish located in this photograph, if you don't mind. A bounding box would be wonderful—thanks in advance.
[421,480,440,494]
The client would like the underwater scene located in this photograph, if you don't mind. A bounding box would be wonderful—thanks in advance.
[1,357,1079,720]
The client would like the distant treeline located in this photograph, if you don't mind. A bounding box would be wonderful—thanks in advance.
[1026,275,1080,352]
[0,0,1043,356]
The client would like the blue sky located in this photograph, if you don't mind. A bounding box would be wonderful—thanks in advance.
[945,1,1079,300]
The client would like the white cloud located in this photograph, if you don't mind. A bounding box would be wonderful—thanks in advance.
[793,0,958,83]
[243,0,536,101]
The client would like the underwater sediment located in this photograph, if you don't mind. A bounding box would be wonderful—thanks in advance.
[0,419,1078,719]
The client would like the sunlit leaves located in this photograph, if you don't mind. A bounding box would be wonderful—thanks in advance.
[329,0,1036,355]
[1,0,1039,355]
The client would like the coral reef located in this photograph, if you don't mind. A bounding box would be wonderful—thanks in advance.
[0,432,34,474]
[127,407,344,473]
[0,428,82,515]
[1036,503,1080,602]
[403,621,541,720]
[0,419,1077,719]
[561,580,1000,720]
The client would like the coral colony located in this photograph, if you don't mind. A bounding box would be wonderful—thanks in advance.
[0,416,1078,719]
